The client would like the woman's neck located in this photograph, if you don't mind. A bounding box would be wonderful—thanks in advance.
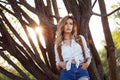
[63,33,72,40]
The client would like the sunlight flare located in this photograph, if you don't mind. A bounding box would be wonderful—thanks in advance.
[35,27,46,48]
[26,27,46,48]
[27,27,37,44]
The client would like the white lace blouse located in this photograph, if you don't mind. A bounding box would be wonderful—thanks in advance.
[54,35,91,70]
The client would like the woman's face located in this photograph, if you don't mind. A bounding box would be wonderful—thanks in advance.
[63,18,73,34]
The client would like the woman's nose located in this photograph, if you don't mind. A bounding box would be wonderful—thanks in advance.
[67,24,70,27]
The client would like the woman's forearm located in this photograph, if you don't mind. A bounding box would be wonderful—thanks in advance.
[86,57,91,65]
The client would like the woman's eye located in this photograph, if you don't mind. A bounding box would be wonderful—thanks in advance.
[70,22,73,25]
[65,22,73,25]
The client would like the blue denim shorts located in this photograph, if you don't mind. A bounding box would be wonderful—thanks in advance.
[60,64,90,80]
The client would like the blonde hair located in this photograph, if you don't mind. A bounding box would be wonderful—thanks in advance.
[55,15,78,47]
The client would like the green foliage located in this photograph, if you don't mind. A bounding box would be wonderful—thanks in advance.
[111,2,120,17]
[112,29,120,79]
[0,73,12,80]
[98,48,109,79]
[112,28,120,49]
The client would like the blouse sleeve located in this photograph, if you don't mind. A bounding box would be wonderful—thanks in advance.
[54,44,60,65]
[80,35,92,58]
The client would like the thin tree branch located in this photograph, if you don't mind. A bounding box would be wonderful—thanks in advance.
[92,11,102,17]
[92,7,120,17]
[107,7,120,16]
[92,0,97,9]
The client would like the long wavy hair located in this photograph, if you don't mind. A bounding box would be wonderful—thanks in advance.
[55,15,79,47]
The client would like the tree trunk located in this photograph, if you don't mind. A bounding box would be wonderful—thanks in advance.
[98,0,118,80]
[88,25,107,80]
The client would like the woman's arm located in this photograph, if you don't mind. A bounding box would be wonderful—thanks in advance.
[80,35,92,69]
[54,45,66,70]
[86,57,91,65]
[54,45,61,70]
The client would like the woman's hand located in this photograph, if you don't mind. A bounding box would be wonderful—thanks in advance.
[81,58,91,70]
[80,62,89,70]
[59,61,66,69]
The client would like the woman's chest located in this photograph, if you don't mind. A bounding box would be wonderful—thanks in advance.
[61,42,83,57]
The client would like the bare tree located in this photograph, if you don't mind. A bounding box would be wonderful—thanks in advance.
[0,0,119,80]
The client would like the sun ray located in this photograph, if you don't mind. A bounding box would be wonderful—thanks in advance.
[35,27,46,48]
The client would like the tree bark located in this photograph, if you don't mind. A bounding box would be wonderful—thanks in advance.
[98,0,118,80]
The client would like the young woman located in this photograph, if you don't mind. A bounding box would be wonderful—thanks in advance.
[54,15,92,80]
